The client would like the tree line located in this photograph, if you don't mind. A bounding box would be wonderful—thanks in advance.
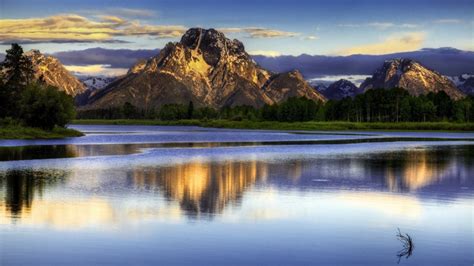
[0,44,76,130]
[78,88,474,123]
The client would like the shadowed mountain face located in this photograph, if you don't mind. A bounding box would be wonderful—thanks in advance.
[317,79,359,100]
[25,50,86,96]
[84,28,326,109]
[360,59,465,100]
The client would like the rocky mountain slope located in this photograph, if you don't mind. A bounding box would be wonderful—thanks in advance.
[359,59,464,100]
[317,79,359,100]
[25,50,86,96]
[85,28,326,109]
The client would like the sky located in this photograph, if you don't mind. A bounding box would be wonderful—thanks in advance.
[0,0,472,76]
[1,0,472,55]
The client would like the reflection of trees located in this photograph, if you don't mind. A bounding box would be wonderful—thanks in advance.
[0,145,77,161]
[359,147,460,192]
[129,160,268,218]
[0,170,67,217]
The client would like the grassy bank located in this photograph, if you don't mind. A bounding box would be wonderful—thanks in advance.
[0,125,84,139]
[72,119,474,131]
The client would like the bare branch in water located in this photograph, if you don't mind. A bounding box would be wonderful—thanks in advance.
[396,228,414,264]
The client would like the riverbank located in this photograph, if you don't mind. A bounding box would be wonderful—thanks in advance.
[0,125,84,139]
[72,119,474,131]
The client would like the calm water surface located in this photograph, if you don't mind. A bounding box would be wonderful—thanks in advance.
[0,125,473,265]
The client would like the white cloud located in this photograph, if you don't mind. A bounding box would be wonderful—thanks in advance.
[338,22,419,30]
[305,35,319,40]
[433,19,462,24]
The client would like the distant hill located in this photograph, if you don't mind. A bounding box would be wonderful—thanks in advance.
[317,79,359,100]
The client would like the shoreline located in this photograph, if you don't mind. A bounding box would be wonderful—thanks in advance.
[71,119,474,132]
[0,126,84,140]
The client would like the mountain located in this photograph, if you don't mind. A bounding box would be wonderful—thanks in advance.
[359,59,465,100]
[80,76,116,91]
[318,79,359,100]
[85,28,325,109]
[448,74,474,95]
[25,50,86,96]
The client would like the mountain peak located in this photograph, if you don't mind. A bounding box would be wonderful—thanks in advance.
[85,27,325,110]
[361,58,464,99]
[319,79,359,100]
[22,49,86,96]
[179,28,246,66]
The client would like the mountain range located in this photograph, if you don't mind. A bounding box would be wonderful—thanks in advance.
[82,28,326,109]
[1,28,471,108]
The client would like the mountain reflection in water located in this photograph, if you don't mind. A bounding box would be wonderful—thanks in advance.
[0,145,472,227]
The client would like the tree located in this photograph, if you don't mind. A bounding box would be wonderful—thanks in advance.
[122,102,137,119]
[19,83,75,130]
[187,101,194,119]
[0,44,34,118]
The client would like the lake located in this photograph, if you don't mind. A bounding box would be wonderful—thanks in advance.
[0,125,473,265]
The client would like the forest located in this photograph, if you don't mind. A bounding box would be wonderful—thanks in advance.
[77,88,474,123]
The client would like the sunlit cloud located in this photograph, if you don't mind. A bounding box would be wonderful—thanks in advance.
[248,50,282,57]
[337,32,426,55]
[219,27,299,38]
[0,14,187,44]
[65,64,128,76]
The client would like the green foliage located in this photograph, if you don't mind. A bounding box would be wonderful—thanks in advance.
[76,88,474,124]
[19,83,76,130]
[0,44,35,118]
[0,125,83,139]
[0,44,78,136]
[319,88,473,123]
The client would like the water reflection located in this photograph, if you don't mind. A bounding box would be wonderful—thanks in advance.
[0,146,472,226]
[0,170,67,218]
[131,159,268,218]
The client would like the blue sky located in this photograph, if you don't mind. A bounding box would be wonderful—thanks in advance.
[0,0,472,56]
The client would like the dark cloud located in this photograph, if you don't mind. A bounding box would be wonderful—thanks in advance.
[52,48,160,68]
[6,47,470,78]
[253,47,474,77]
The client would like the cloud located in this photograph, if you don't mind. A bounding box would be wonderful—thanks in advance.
[433,19,462,24]
[305,35,319,40]
[65,64,128,77]
[0,14,186,44]
[337,32,426,55]
[338,22,419,30]
[248,50,282,57]
[219,27,299,38]
[53,47,159,68]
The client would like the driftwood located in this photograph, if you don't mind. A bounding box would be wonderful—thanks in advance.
[396,228,414,263]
